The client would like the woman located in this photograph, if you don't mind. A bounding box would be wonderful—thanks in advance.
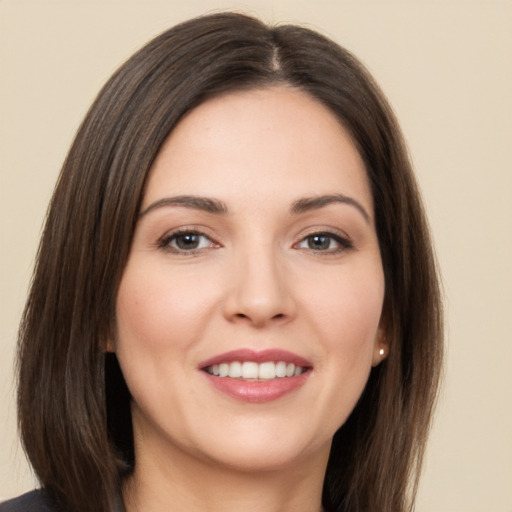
[3,12,442,512]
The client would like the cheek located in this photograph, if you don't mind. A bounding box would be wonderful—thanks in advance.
[113,262,223,422]
[304,266,384,360]
[115,263,218,354]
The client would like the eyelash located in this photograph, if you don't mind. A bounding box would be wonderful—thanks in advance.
[158,229,353,255]
[294,231,353,254]
[158,229,219,254]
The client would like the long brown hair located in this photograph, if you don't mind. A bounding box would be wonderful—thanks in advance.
[17,12,443,512]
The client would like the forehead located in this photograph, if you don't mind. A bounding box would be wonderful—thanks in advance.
[143,86,373,215]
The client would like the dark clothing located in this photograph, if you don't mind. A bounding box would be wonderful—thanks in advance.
[0,491,54,512]
[0,490,126,512]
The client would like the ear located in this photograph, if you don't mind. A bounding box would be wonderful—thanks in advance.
[103,322,118,353]
[371,323,390,367]
[104,338,116,353]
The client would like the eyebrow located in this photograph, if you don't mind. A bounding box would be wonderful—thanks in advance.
[139,195,228,218]
[290,194,370,223]
[139,193,370,223]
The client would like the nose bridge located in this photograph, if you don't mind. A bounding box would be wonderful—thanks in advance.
[224,234,295,326]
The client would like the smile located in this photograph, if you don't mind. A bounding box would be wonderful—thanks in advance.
[199,349,312,402]
[205,361,306,380]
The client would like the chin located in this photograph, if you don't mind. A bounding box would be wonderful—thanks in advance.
[185,422,333,474]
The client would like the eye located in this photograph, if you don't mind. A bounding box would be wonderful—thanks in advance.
[159,230,217,253]
[296,232,353,253]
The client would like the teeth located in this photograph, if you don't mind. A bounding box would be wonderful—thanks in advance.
[218,363,229,377]
[206,361,306,380]
[228,361,242,378]
[242,361,258,379]
[259,361,275,379]
[275,361,287,377]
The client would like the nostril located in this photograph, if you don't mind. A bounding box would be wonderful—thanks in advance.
[231,311,287,325]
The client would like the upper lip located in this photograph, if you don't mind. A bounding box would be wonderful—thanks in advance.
[198,348,312,369]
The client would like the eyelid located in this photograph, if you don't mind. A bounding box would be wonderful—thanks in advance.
[158,226,221,254]
[292,227,354,253]
[155,225,354,255]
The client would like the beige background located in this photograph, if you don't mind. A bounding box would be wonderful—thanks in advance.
[1,1,511,510]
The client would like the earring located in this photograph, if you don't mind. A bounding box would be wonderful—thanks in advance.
[379,348,385,356]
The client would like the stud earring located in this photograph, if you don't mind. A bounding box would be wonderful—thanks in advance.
[379,348,385,356]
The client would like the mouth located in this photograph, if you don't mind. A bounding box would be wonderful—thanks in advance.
[199,349,312,402]
[204,361,307,380]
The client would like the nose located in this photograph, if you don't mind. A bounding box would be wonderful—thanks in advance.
[223,245,296,328]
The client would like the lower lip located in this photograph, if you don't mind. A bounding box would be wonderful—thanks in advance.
[203,372,310,403]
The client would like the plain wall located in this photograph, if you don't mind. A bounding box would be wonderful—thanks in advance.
[1,1,511,511]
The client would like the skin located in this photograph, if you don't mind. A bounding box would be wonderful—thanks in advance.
[114,86,387,512]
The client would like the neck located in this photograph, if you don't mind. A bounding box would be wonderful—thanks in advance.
[123,437,328,512]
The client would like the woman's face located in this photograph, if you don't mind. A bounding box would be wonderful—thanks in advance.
[115,86,386,474]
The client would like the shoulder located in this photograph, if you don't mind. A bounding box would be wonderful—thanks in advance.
[0,490,56,512]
